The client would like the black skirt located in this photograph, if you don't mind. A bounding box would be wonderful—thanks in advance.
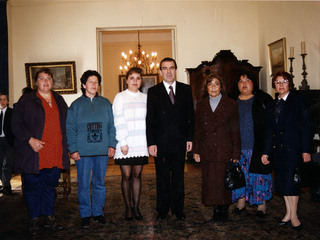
[114,156,148,166]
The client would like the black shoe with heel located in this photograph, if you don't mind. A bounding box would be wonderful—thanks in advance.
[277,219,290,226]
[133,207,143,221]
[232,207,246,215]
[125,207,133,221]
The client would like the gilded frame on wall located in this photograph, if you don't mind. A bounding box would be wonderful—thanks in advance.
[268,38,287,76]
[119,74,159,94]
[25,61,77,94]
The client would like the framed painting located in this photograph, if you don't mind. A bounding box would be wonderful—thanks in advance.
[119,74,159,94]
[25,61,77,94]
[268,38,287,76]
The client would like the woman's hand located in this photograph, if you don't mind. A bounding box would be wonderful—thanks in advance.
[233,159,239,164]
[108,147,115,158]
[302,153,311,163]
[71,152,80,161]
[121,145,129,155]
[29,137,45,152]
[186,141,193,152]
[261,154,270,165]
[193,154,201,162]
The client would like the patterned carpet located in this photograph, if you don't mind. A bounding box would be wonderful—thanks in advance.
[1,172,320,240]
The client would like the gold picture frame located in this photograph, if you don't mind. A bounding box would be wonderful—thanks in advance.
[119,74,159,94]
[268,38,287,76]
[25,61,77,94]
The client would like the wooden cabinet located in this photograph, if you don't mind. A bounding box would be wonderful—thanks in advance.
[186,50,262,110]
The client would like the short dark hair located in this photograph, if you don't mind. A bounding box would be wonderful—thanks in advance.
[0,93,8,99]
[0,93,9,107]
[126,67,143,80]
[272,71,295,90]
[22,87,33,95]
[80,70,102,95]
[201,72,224,98]
[160,57,177,70]
[35,68,53,82]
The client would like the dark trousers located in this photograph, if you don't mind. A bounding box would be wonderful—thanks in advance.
[22,167,60,219]
[0,137,14,187]
[154,151,185,215]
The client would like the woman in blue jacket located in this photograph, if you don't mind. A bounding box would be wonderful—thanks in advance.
[66,70,117,229]
[262,71,312,231]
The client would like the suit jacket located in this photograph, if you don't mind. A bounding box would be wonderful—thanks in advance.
[2,107,15,147]
[264,91,313,161]
[146,81,194,153]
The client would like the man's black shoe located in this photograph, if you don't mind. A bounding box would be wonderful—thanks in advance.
[157,213,167,220]
[174,212,186,221]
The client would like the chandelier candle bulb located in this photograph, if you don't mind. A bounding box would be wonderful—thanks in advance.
[119,30,159,74]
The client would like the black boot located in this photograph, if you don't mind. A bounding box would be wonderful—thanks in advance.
[211,205,221,222]
[220,205,229,223]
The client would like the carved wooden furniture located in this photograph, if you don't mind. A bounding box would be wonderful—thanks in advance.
[186,50,262,110]
[185,50,262,163]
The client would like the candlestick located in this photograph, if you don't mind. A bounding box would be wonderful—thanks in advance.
[301,41,306,54]
[299,53,310,90]
[290,47,294,58]
[288,57,295,79]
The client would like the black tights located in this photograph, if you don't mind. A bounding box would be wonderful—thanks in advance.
[120,165,143,217]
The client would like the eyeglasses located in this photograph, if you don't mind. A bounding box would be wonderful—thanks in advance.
[275,79,289,85]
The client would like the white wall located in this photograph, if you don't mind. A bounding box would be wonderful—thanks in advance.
[7,0,320,106]
[257,1,320,94]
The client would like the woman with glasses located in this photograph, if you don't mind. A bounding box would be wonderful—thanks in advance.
[261,71,312,231]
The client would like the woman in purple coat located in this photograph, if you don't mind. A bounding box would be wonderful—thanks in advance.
[12,68,69,235]
[193,73,241,222]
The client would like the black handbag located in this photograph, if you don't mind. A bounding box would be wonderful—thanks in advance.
[225,161,246,190]
[293,162,314,188]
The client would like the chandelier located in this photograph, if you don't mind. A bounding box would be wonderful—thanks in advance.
[119,30,159,75]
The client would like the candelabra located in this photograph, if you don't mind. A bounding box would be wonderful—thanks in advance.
[299,53,310,90]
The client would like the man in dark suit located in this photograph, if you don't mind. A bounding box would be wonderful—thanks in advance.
[146,58,194,220]
[0,93,15,195]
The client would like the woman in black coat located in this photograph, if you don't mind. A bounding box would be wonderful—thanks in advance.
[262,71,312,230]
[230,71,273,218]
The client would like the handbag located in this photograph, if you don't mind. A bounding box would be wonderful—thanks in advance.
[225,161,246,190]
[293,162,314,188]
